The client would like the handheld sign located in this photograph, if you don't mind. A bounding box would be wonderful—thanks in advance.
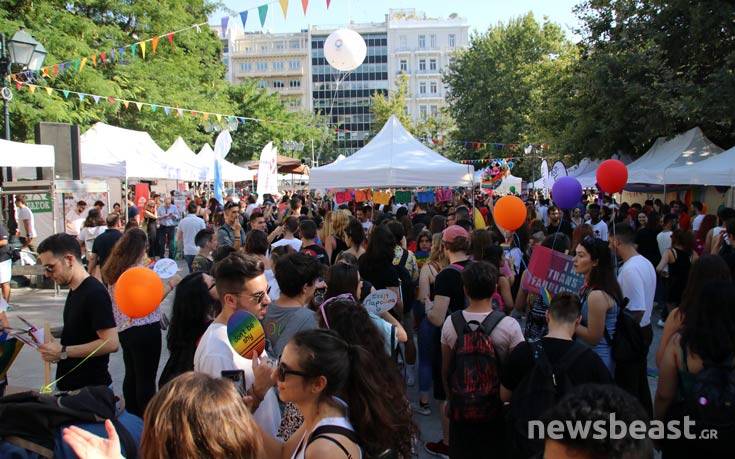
[227,310,266,359]
[153,258,178,279]
[362,289,397,316]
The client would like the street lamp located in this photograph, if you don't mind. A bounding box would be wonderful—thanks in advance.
[1,29,47,141]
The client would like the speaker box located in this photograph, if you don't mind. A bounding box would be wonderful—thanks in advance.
[35,122,80,180]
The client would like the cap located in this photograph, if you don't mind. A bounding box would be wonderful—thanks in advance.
[442,225,469,243]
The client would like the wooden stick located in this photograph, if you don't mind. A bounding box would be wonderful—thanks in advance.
[43,321,51,387]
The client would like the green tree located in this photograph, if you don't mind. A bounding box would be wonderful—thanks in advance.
[369,73,413,135]
[443,13,577,166]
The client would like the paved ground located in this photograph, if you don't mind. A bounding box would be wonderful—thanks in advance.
[4,280,661,458]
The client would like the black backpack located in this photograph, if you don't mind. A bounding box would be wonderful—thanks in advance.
[447,310,505,423]
[602,297,646,363]
[395,249,416,312]
[508,341,587,458]
[684,355,735,433]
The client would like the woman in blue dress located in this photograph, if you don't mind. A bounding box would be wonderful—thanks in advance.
[573,235,622,375]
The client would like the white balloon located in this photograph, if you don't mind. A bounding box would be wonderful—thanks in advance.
[324,28,367,72]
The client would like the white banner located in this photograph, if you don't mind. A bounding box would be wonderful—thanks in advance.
[256,142,279,203]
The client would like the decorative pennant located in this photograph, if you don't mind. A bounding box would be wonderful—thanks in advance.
[92,95,101,104]
[151,104,158,112]
[151,36,160,54]
[140,41,146,59]
[41,67,49,77]
[107,96,116,104]
[135,102,143,111]
[14,81,21,90]
[45,87,53,95]
[110,48,116,62]
[279,0,289,18]
[62,90,70,98]
[326,0,331,8]
[78,93,86,102]
[163,106,171,115]
[123,100,130,109]
[130,43,138,57]
[167,33,174,46]
[216,114,222,121]
[90,54,97,66]
[220,17,229,36]
[202,113,209,121]
[100,51,107,63]
[80,57,88,72]
[51,64,59,76]
[239,11,248,29]
[195,24,202,33]
[72,59,80,72]
[28,84,36,93]
[258,4,268,26]
[176,107,184,117]
[118,47,126,59]
[301,0,309,14]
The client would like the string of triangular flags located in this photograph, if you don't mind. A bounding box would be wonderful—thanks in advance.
[458,157,521,165]
[222,0,332,33]
[330,188,455,205]
[7,22,208,83]
[448,140,550,151]
[12,80,296,129]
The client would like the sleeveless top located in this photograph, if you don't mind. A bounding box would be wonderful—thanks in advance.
[292,414,361,459]
[578,288,618,375]
[330,237,349,265]
[668,247,692,303]
[677,344,698,401]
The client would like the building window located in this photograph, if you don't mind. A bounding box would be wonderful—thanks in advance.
[256,62,267,71]
[430,34,436,48]
[240,62,252,72]
[400,59,408,72]
[222,41,229,53]
[430,105,438,116]
[449,34,456,48]
[290,79,301,88]
[289,60,301,70]
[399,35,407,48]
[273,61,285,71]
[429,59,437,71]
[289,39,300,49]
[273,80,285,89]
[419,59,426,71]
[430,81,438,94]
[419,105,427,119]
[418,35,426,49]
[274,41,285,50]
[258,80,268,88]
[260,44,268,52]
[419,82,427,95]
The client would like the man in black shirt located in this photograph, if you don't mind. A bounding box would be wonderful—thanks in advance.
[546,205,573,239]
[89,213,123,277]
[299,219,329,266]
[38,234,119,390]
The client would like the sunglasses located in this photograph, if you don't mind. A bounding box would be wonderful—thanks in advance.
[277,360,310,382]
[250,285,271,304]
[319,293,355,329]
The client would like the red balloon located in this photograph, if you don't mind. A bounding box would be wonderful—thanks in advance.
[114,267,164,319]
[596,159,628,194]
[494,195,527,231]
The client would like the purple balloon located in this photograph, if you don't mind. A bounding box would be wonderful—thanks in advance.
[552,176,583,210]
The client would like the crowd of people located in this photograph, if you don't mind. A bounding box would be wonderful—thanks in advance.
[3,187,735,459]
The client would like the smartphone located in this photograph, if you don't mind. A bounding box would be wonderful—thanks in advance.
[221,370,247,397]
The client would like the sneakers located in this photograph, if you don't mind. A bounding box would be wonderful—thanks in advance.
[424,440,449,458]
[413,401,431,416]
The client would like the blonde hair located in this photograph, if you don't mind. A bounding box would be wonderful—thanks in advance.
[428,233,448,269]
[141,372,262,459]
[330,209,351,240]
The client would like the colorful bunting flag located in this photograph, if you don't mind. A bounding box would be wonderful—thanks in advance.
[140,41,146,59]
[326,0,331,8]
[130,43,138,58]
[78,93,86,102]
[216,114,222,121]
[176,108,184,117]
[118,47,126,59]
[45,87,53,95]
[92,95,101,104]
[239,11,248,28]
[203,113,209,121]
[167,33,174,46]
[220,16,229,37]
[123,100,130,109]
[301,0,309,14]
[100,51,107,63]
[52,64,59,76]
[163,107,171,115]
[41,67,49,77]
[151,104,158,112]
[135,102,143,111]
[28,84,36,93]
[258,4,268,26]
[91,54,97,66]
[62,90,70,98]
[110,48,116,62]
[72,59,80,72]
[152,36,160,54]
[80,57,87,72]
[279,0,289,18]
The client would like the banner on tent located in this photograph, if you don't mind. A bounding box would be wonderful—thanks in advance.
[135,184,150,215]
[521,246,584,296]
[24,193,52,213]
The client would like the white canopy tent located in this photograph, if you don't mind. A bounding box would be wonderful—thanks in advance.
[0,139,55,167]
[80,122,172,179]
[622,127,722,186]
[196,144,255,182]
[575,153,634,188]
[164,137,206,181]
[309,115,472,189]
[664,145,735,186]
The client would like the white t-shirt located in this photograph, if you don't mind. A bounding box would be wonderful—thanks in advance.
[16,206,36,238]
[78,226,107,253]
[440,311,524,363]
[265,269,281,302]
[657,230,672,256]
[361,220,373,234]
[537,205,549,226]
[178,214,206,256]
[245,203,258,218]
[271,237,302,253]
[586,220,609,241]
[618,254,656,327]
[692,214,705,232]
[193,322,280,436]
[65,209,87,236]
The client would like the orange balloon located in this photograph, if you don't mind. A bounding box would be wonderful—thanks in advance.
[494,195,527,231]
[114,266,165,319]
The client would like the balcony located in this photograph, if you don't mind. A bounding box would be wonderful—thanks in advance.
[230,47,307,57]
[234,67,305,77]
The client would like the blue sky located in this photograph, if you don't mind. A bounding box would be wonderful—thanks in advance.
[211,0,582,38]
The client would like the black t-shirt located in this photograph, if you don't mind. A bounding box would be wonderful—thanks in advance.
[91,229,123,268]
[358,258,400,290]
[301,243,330,266]
[501,337,612,391]
[0,223,11,262]
[546,220,573,240]
[57,276,117,391]
[434,259,472,315]
[412,213,431,229]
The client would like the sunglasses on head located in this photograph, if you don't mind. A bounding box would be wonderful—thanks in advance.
[319,293,355,329]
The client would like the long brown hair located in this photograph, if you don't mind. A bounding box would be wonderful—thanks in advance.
[141,372,262,458]
[101,228,147,285]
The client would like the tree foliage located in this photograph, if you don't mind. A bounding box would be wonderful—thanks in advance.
[0,0,329,162]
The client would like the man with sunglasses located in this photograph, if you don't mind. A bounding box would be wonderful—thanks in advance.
[37,233,119,391]
[193,252,280,436]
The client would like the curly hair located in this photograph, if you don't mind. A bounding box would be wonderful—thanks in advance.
[101,228,147,285]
